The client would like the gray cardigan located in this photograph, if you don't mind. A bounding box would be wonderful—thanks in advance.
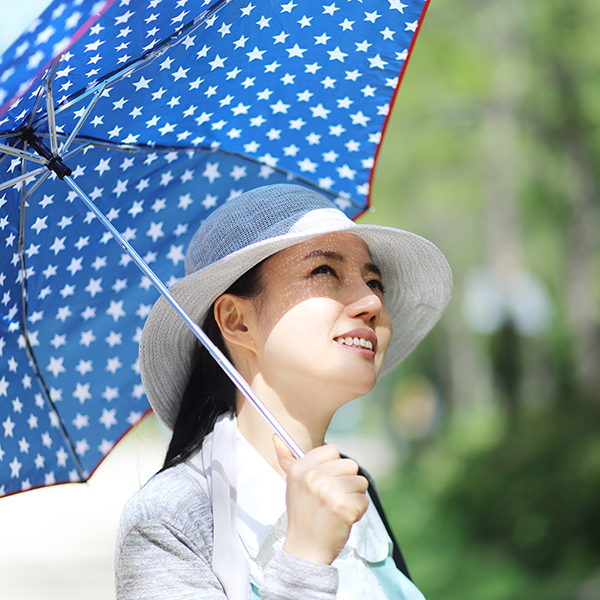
[115,464,339,599]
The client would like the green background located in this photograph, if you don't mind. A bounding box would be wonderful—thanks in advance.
[355,0,600,597]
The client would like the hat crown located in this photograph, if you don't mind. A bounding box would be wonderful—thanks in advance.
[185,184,336,276]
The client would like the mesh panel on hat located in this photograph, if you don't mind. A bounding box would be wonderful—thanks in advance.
[185,184,334,275]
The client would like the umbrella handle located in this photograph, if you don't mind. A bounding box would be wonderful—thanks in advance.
[62,176,305,460]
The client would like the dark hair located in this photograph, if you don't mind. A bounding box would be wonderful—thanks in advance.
[162,260,266,470]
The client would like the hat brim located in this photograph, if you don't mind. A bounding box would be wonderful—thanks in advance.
[140,218,452,430]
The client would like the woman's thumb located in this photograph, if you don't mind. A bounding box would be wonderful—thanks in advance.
[273,434,296,472]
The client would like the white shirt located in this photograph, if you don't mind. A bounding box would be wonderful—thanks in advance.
[236,429,391,600]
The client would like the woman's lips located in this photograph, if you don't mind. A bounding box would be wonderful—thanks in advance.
[333,329,377,354]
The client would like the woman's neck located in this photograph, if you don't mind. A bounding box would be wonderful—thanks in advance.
[235,387,335,478]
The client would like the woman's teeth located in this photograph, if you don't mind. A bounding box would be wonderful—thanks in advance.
[336,336,373,351]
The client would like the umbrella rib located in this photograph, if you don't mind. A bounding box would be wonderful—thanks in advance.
[0,166,47,192]
[16,169,87,482]
[0,142,46,164]
[62,175,304,460]
[37,0,235,128]
[4,128,363,212]
[19,330,88,482]
[62,142,92,161]
[60,83,111,155]
[45,79,59,156]
[43,57,65,156]
[18,131,92,158]
[26,83,48,131]
[23,170,52,202]
[42,69,133,125]
[23,129,365,211]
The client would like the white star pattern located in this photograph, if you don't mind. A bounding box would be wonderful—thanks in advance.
[0,0,427,496]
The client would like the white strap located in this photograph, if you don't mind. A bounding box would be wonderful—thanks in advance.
[186,412,249,600]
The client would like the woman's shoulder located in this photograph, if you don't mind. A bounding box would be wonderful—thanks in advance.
[117,463,213,542]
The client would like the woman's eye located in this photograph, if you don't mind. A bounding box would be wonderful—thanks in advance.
[310,265,338,278]
[367,279,385,293]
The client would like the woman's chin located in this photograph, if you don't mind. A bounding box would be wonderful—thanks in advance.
[322,372,379,405]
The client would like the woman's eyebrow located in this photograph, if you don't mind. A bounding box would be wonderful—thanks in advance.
[303,250,345,262]
[303,250,383,278]
[365,261,383,279]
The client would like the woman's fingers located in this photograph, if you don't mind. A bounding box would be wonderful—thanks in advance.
[274,436,360,478]
[274,438,370,565]
[273,434,296,472]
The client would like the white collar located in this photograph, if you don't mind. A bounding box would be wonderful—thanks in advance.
[186,412,248,600]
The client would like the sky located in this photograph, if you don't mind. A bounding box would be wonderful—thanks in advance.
[0,0,53,55]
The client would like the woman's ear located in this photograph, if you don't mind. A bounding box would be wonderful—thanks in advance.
[213,293,257,354]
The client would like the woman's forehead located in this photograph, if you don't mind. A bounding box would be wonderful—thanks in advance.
[255,233,385,286]
[272,231,373,263]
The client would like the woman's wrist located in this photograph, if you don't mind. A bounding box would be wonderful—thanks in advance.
[282,538,336,565]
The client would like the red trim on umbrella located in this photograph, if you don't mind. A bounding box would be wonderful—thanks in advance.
[0,406,155,499]
[85,405,157,480]
[0,0,118,118]
[359,0,432,222]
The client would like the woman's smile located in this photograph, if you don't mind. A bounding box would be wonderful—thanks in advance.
[334,328,377,354]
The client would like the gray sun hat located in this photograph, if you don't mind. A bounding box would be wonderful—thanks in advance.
[139,184,452,430]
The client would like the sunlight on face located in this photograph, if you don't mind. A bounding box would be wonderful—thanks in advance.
[247,232,393,414]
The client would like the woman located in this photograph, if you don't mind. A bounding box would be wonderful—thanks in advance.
[115,184,452,599]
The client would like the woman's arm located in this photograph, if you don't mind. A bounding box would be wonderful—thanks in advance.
[115,465,340,600]
[261,551,338,600]
[116,518,226,600]
[115,466,226,600]
[117,521,339,600]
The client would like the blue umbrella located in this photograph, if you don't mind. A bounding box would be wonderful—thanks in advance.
[0,0,430,497]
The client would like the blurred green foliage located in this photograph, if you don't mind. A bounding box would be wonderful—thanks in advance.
[359,0,600,597]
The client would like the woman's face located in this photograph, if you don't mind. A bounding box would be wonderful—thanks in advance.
[246,232,393,408]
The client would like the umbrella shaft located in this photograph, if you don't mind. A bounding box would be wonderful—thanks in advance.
[62,176,304,459]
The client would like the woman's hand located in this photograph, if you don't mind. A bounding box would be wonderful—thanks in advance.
[273,435,369,565]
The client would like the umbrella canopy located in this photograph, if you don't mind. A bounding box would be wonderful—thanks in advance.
[0,0,430,497]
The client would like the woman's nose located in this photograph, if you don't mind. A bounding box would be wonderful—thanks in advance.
[344,284,383,323]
